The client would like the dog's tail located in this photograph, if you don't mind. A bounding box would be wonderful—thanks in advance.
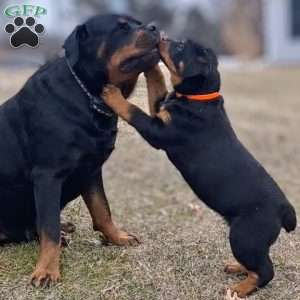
[281,203,297,233]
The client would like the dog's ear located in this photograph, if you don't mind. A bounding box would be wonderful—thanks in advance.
[63,24,89,67]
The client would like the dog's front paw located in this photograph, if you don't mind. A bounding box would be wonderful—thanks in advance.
[30,266,60,288]
[102,229,140,247]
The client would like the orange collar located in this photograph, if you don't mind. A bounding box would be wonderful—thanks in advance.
[176,91,221,101]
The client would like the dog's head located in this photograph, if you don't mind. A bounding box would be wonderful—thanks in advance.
[159,37,220,94]
[64,14,160,94]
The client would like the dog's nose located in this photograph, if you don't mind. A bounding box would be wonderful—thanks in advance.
[146,22,157,32]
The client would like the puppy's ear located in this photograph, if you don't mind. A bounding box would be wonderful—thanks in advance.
[182,48,218,79]
[63,24,89,67]
[181,60,205,79]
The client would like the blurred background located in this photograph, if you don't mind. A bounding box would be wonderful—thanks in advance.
[0,0,300,67]
[0,2,300,299]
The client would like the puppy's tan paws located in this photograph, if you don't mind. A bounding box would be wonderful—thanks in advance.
[224,288,243,300]
[102,84,122,98]
[157,109,172,124]
[224,261,247,274]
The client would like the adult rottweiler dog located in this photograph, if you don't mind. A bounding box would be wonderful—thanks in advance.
[102,38,297,298]
[0,14,160,286]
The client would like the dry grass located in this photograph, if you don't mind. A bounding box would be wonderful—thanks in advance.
[0,65,299,300]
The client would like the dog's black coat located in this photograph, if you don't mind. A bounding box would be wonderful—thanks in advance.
[125,40,297,287]
[0,55,117,243]
[0,14,159,244]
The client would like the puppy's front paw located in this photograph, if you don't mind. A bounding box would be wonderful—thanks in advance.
[157,109,172,124]
[102,84,122,104]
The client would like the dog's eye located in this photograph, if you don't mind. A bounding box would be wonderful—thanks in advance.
[118,21,130,32]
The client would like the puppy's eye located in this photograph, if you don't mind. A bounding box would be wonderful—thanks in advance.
[176,43,184,51]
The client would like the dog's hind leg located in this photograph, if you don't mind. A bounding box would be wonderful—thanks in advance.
[60,222,76,247]
[0,231,8,244]
[60,222,76,234]
[0,223,7,243]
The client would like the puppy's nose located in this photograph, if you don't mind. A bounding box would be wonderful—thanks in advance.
[146,22,157,32]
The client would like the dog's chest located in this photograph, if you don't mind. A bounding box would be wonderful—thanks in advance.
[73,114,118,164]
[61,116,118,202]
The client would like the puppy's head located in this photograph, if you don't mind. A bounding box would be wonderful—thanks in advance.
[159,37,220,94]
[64,14,160,86]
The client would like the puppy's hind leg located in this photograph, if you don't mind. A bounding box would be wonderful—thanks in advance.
[224,260,247,274]
[226,215,279,298]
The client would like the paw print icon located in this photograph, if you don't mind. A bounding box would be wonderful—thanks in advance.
[5,17,45,48]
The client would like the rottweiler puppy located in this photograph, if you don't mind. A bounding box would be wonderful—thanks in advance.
[0,14,160,286]
[102,38,297,298]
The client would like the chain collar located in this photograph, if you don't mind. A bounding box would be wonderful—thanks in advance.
[65,57,115,117]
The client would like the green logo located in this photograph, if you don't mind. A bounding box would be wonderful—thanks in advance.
[4,4,47,18]
[3,4,46,48]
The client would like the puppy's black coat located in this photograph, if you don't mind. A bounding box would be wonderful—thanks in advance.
[104,39,297,293]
